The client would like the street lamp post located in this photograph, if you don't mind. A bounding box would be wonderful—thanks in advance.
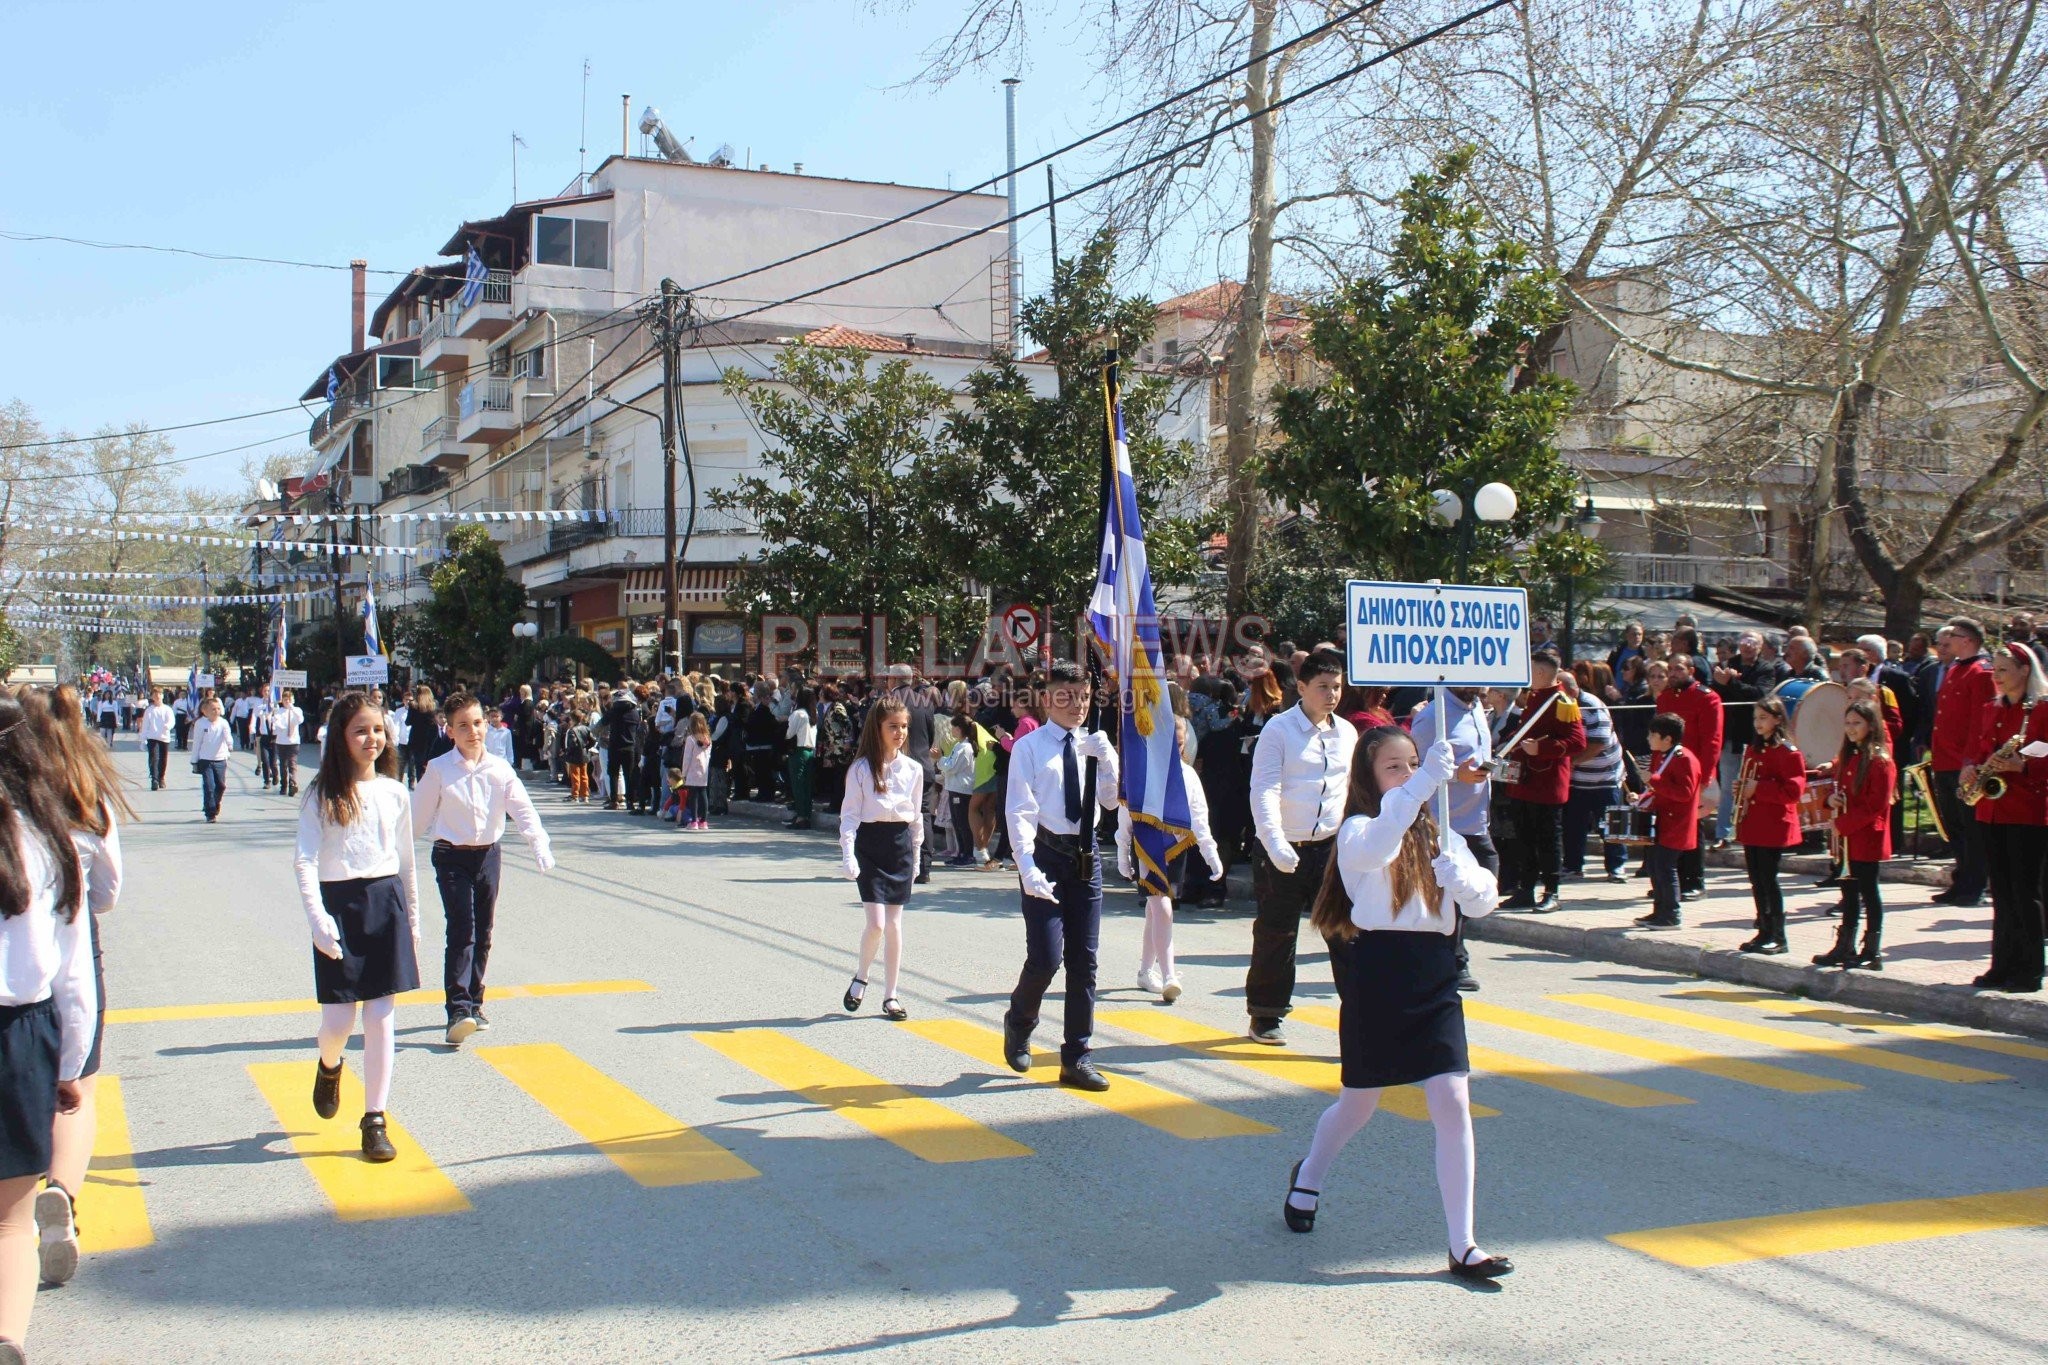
[1559,493,1604,667]
[1430,480,1520,582]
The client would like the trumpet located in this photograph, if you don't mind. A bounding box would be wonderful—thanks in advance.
[1731,748,1759,829]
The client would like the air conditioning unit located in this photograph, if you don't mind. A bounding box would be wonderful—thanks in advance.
[347,476,380,507]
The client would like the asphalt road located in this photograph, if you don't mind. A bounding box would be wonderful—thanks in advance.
[28,735,2048,1363]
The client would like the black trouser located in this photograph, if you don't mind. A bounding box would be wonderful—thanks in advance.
[1678,845,1705,896]
[275,744,299,796]
[146,739,169,788]
[1744,845,1787,942]
[608,746,635,803]
[1932,769,1988,900]
[1460,831,1499,975]
[433,843,501,1019]
[1509,800,1563,901]
[640,749,664,812]
[746,748,779,803]
[1006,837,1102,1064]
[1563,785,1627,876]
[1981,821,2047,985]
[1245,836,1333,1024]
[947,793,975,861]
[259,735,277,786]
[1647,845,1682,919]
[1832,859,1884,954]
[174,714,190,750]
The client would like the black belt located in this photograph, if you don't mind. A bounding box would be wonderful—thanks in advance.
[434,840,495,852]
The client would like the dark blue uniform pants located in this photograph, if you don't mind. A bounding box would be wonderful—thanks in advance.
[1006,839,1101,1065]
[434,842,501,1019]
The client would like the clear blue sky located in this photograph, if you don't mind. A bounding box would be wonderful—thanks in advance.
[0,0,1109,492]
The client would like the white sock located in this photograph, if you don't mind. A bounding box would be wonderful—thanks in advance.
[1292,1086,1381,1207]
[1146,895,1176,979]
[1424,1072,1481,1259]
[361,996,396,1113]
[881,906,904,998]
[317,1002,354,1070]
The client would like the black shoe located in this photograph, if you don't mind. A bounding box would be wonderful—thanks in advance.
[1502,896,1537,911]
[1849,951,1883,971]
[913,871,930,885]
[312,1059,342,1120]
[1002,1019,1033,1073]
[1283,1159,1319,1233]
[472,1009,490,1031]
[360,1112,396,1163]
[1604,870,1629,883]
[1634,913,1680,929]
[1739,936,1766,953]
[1972,970,2012,990]
[1682,888,1705,902]
[1811,943,1855,968]
[1755,941,1788,955]
[1531,893,1561,915]
[881,998,908,1021]
[1997,978,2043,993]
[1058,1058,1110,1092]
[1248,1019,1286,1046]
[1449,1248,1514,1281]
[786,818,812,830]
[1456,970,1480,993]
[842,977,867,1013]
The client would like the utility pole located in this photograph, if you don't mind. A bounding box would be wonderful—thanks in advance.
[655,278,686,676]
[329,478,347,682]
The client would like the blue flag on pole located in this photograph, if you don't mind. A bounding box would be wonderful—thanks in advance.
[459,245,488,308]
[324,366,339,404]
[1087,352,1193,895]
[359,583,382,657]
[269,611,288,704]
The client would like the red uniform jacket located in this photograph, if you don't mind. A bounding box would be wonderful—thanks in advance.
[1877,686,1904,757]
[1833,750,1895,862]
[1930,656,1995,772]
[1504,686,1587,807]
[1969,697,2048,826]
[1734,741,1806,850]
[1655,680,1724,776]
[1645,745,1701,850]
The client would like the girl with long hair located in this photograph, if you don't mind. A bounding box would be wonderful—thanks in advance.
[1116,716,1225,1003]
[836,698,922,1021]
[1733,696,1804,955]
[0,691,96,1361]
[22,687,134,1288]
[1966,642,2048,992]
[938,713,983,866]
[1282,726,1510,1281]
[294,692,420,1162]
[677,712,713,830]
[1813,699,1896,969]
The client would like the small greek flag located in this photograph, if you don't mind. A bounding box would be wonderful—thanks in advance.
[459,245,488,308]
[360,583,382,657]
[325,366,339,403]
[269,612,288,704]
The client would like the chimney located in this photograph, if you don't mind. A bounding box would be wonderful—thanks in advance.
[350,259,368,353]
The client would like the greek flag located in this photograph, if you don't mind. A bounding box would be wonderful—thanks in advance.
[1086,351,1193,896]
[459,245,488,308]
[324,366,339,403]
[269,612,288,704]
[359,583,382,657]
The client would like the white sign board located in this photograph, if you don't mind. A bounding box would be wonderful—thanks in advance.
[1344,580,1532,688]
[345,654,390,685]
[194,672,216,690]
[271,669,308,689]
[1001,603,1041,648]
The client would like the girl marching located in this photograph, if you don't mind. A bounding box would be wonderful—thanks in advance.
[294,692,420,1162]
[1965,642,2048,993]
[1733,696,1805,955]
[1116,716,1225,1004]
[1812,699,1895,970]
[837,699,923,1021]
[1281,726,1511,1282]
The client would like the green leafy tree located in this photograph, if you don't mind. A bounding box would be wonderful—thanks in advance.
[1265,149,1599,600]
[411,525,525,686]
[0,612,16,679]
[937,229,1206,633]
[200,578,272,677]
[715,343,980,662]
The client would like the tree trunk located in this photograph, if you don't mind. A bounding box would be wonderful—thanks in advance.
[1223,0,1279,615]
[1801,402,1838,633]
[1884,575,1927,641]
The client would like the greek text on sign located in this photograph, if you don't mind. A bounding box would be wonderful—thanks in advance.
[345,654,390,686]
[1344,581,1532,687]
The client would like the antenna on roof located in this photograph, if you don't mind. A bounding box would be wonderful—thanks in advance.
[578,58,590,189]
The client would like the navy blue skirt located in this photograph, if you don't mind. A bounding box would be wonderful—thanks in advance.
[0,998,59,1180]
[313,874,420,1004]
[855,821,915,904]
[1337,930,1468,1089]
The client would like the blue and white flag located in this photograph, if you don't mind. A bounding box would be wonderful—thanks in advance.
[1087,352,1193,895]
[324,366,339,404]
[459,245,488,308]
[268,611,288,704]
[359,582,382,657]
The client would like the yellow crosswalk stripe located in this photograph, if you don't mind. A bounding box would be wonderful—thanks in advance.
[478,1043,758,1187]
[247,1061,470,1221]
[1462,1000,1857,1094]
[1551,994,2009,1084]
[1677,990,2048,1063]
[1610,1186,2048,1267]
[1097,1010,1500,1120]
[76,1075,153,1254]
[110,979,652,1025]
[1291,1005,1692,1110]
[902,1018,1277,1140]
[695,1029,1031,1165]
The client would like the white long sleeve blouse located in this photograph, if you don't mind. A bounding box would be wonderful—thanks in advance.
[838,753,925,869]
[294,777,421,940]
[191,716,233,761]
[71,805,123,915]
[0,825,97,1080]
[1115,759,1221,876]
[1333,770,1500,935]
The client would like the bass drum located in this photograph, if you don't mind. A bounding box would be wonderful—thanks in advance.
[1789,679,1848,769]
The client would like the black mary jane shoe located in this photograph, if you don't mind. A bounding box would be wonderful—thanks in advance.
[1283,1160,1319,1234]
[312,1059,343,1121]
[1449,1247,1514,1281]
[880,997,908,1021]
[842,977,867,1013]
[360,1112,397,1164]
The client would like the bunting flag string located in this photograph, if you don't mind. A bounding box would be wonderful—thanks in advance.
[6,615,206,636]
[11,526,424,556]
[3,568,364,584]
[4,508,616,529]
[23,589,318,605]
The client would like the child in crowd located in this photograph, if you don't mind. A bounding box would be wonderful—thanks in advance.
[1635,713,1699,930]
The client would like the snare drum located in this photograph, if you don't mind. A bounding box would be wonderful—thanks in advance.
[1602,803,1656,846]
[1798,776,1837,831]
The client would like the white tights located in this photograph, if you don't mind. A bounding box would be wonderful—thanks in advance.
[317,996,396,1112]
[1290,1072,1482,1260]
[1138,895,1176,979]
[853,903,904,999]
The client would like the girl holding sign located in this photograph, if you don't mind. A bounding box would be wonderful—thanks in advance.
[1281,726,1511,1282]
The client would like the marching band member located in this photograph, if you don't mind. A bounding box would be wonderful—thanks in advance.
[1635,713,1698,929]
[1653,654,1723,899]
[1733,696,1804,954]
[1929,617,1996,906]
[1812,700,1896,969]
[1280,726,1510,1282]
[1500,652,1585,915]
[1964,643,2048,993]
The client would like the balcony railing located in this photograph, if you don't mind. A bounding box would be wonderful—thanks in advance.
[422,415,458,446]
[450,271,513,319]
[421,311,454,345]
[1614,553,1786,590]
[498,505,757,570]
[308,388,371,446]
[458,377,513,420]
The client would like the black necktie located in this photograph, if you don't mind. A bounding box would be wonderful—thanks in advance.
[1062,730,1084,824]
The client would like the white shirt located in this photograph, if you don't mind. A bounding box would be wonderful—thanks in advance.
[1115,759,1220,875]
[1,825,98,1080]
[1005,721,1120,882]
[270,704,305,744]
[1333,771,1500,936]
[655,696,679,736]
[838,753,926,869]
[192,716,233,761]
[1251,704,1358,860]
[485,725,516,764]
[938,739,978,794]
[294,776,421,937]
[788,709,817,749]
[138,703,175,743]
[71,809,123,915]
[410,747,553,868]
[231,696,254,722]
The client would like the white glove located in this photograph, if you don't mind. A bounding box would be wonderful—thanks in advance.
[1204,850,1226,881]
[1267,841,1300,875]
[1020,867,1057,901]
[1430,852,1461,887]
[1421,740,1457,786]
[842,859,861,882]
[535,850,557,874]
[310,913,345,961]
[1117,846,1135,880]
[1073,729,1115,762]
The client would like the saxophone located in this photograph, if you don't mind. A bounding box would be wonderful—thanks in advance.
[1960,700,2035,806]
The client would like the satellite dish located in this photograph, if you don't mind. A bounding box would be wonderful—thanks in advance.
[256,478,280,503]
[708,143,735,168]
